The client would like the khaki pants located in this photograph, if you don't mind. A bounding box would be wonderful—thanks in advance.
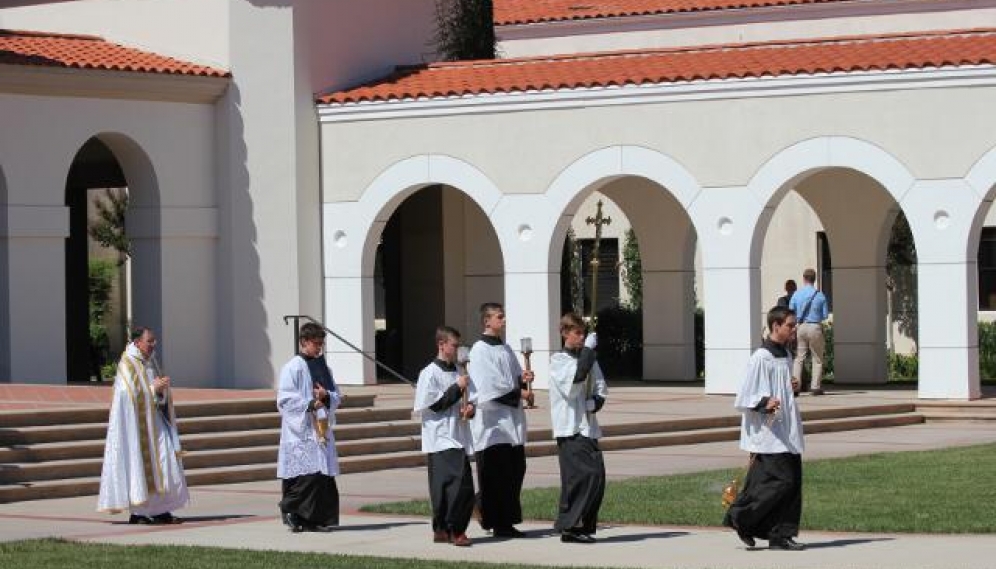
[793,323,825,390]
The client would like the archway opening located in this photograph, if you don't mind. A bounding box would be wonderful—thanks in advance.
[372,184,504,381]
[64,138,130,383]
[758,168,917,387]
[554,177,699,381]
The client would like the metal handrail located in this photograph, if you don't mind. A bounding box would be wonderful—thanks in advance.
[282,314,415,388]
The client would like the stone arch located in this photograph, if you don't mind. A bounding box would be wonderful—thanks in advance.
[748,136,918,386]
[64,132,161,381]
[348,154,506,379]
[358,154,506,277]
[543,145,704,380]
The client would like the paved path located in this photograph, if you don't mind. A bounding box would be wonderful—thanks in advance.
[3,384,996,568]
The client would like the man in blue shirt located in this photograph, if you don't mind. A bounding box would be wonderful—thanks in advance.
[788,268,829,395]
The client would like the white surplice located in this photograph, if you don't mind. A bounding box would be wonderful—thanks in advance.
[734,346,805,455]
[549,350,608,439]
[277,355,342,479]
[97,343,189,515]
[414,361,476,455]
[468,339,527,450]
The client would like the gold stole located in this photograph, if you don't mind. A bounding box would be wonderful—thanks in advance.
[118,354,164,494]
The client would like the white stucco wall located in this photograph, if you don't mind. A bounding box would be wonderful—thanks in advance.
[0,92,218,384]
[320,75,996,397]
[498,3,996,58]
[0,0,230,68]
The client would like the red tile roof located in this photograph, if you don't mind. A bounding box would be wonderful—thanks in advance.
[494,0,856,26]
[319,29,996,105]
[0,29,229,77]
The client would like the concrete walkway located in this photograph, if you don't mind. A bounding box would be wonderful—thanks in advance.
[2,385,996,569]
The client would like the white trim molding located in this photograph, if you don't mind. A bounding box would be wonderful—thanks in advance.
[318,66,996,124]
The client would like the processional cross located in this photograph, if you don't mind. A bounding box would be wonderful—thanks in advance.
[584,200,612,330]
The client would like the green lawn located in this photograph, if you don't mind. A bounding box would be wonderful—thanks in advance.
[0,540,612,569]
[362,443,996,533]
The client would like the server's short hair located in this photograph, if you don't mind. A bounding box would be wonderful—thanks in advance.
[559,312,586,336]
[479,302,504,325]
[803,268,817,283]
[435,326,461,344]
[299,322,326,343]
[767,305,796,330]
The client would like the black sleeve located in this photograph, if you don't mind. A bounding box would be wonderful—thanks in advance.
[429,383,463,412]
[495,387,522,407]
[592,394,605,413]
[753,397,772,413]
[573,347,596,384]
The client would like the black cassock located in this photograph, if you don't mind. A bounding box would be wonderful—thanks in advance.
[554,434,606,534]
[723,452,802,540]
[279,354,340,527]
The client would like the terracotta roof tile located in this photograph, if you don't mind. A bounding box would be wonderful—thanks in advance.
[0,29,229,77]
[318,29,996,105]
[494,0,857,26]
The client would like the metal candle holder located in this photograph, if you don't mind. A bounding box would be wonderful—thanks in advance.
[520,337,536,409]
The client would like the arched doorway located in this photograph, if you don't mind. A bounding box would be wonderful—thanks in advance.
[373,184,504,380]
[758,168,916,386]
[551,176,699,381]
[64,134,160,383]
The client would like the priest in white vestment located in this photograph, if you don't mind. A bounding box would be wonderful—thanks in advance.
[469,302,532,538]
[414,326,476,547]
[97,327,188,524]
[277,322,342,532]
[549,312,607,544]
[723,305,806,551]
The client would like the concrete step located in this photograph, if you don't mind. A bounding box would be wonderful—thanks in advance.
[0,406,414,446]
[917,401,996,422]
[0,394,377,429]
[0,406,927,503]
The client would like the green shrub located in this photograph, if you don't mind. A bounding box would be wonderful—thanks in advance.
[89,259,118,378]
[980,321,996,379]
[888,352,918,381]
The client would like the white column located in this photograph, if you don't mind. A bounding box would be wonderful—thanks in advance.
[324,275,376,385]
[905,179,982,399]
[642,269,696,380]
[493,194,559,390]
[829,265,888,384]
[690,187,764,394]
[130,207,218,387]
[322,203,377,385]
[5,205,69,383]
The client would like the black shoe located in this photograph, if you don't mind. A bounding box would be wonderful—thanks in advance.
[282,512,304,533]
[150,512,182,525]
[493,526,526,538]
[770,537,805,551]
[128,514,153,525]
[736,530,756,547]
[560,531,596,544]
[810,388,825,396]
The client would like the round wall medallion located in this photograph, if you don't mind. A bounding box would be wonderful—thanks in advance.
[717,217,734,236]
[333,230,348,248]
[933,210,950,230]
[518,224,533,241]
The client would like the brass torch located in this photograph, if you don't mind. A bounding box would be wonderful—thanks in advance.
[456,346,471,421]
[520,337,536,409]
